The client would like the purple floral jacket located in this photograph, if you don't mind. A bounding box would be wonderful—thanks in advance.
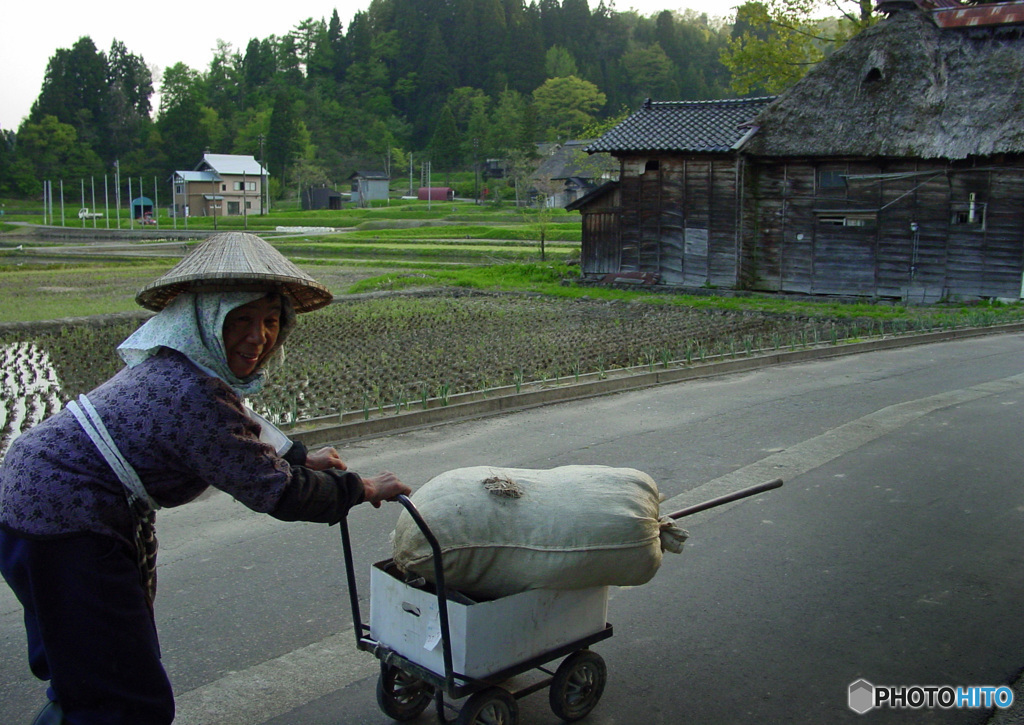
[0,349,356,545]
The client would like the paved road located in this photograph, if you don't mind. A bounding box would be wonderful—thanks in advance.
[3,332,1024,724]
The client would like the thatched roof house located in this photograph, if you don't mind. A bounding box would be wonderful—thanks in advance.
[744,6,1024,160]
[574,0,1024,301]
[532,140,617,208]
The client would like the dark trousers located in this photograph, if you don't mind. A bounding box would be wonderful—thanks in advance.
[0,529,174,725]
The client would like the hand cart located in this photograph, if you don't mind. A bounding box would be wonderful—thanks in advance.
[339,479,783,724]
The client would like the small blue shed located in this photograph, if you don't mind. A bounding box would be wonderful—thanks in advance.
[131,196,154,219]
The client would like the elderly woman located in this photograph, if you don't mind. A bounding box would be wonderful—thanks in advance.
[0,233,410,725]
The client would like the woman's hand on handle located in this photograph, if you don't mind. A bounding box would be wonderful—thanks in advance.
[361,471,411,508]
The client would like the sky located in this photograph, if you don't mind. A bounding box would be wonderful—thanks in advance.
[0,0,736,132]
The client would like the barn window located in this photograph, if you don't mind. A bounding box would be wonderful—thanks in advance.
[951,193,986,228]
[818,170,846,190]
[817,213,876,228]
[644,160,660,173]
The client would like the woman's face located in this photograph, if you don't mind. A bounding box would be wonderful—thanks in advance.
[222,295,282,377]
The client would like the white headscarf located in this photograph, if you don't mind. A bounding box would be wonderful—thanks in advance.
[117,290,295,398]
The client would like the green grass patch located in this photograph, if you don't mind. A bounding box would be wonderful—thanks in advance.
[337,223,580,242]
[0,263,175,322]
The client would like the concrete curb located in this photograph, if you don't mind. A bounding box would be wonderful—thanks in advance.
[286,321,1024,447]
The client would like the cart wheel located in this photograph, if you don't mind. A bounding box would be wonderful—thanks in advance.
[456,686,519,725]
[549,650,607,722]
[376,664,433,721]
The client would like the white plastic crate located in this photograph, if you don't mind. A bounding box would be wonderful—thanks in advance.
[369,561,608,679]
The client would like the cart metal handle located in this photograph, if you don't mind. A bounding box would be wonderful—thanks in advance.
[665,478,783,520]
[339,495,460,692]
[392,494,458,690]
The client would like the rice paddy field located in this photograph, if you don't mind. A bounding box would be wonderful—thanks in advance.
[4,277,1022,458]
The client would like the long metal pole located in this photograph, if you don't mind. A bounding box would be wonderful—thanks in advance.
[128,177,134,230]
[153,176,159,229]
[80,179,86,228]
[104,175,110,229]
[91,177,97,229]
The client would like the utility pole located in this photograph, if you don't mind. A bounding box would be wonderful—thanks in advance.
[258,134,268,215]
[114,160,122,229]
[473,138,480,205]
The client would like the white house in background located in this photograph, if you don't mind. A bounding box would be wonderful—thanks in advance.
[171,153,268,217]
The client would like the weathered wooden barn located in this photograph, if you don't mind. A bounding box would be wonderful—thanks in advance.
[573,0,1024,301]
[570,97,775,287]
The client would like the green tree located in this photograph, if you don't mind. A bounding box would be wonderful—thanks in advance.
[0,128,38,196]
[106,40,154,166]
[406,22,457,145]
[532,75,606,140]
[501,5,546,95]
[158,94,209,172]
[267,88,305,192]
[621,43,679,103]
[242,38,277,98]
[17,115,104,181]
[721,0,876,95]
[232,109,272,156]
[157,64,210,171]
[107,40,153,118]
[31,37,111,160]
[428,104,462,171]
[205,41,244,122]
[158,63,204,115]
[487,89,529,157]
[544,45,578,78]
[276,34,305,86]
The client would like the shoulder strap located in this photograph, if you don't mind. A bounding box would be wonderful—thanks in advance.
[67,394,160,511]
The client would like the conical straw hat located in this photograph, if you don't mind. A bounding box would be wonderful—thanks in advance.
[136,232,332,313]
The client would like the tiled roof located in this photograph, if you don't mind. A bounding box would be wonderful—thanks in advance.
[586,97,777,154]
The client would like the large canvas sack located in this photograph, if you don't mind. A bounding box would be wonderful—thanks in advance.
[392,465,688,599]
